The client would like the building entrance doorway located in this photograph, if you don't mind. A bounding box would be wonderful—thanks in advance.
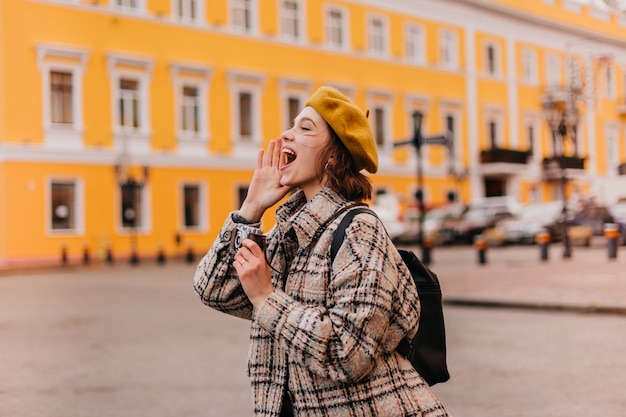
[484,177,506,197]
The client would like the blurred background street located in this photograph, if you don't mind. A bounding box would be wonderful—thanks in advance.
[1,243,625,417]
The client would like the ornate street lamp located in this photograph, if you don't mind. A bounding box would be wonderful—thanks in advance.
[395,111,448,265]
[542,93,580,259]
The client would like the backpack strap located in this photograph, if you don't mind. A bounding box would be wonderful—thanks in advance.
[330,207,416,360]
[330,207,377,263]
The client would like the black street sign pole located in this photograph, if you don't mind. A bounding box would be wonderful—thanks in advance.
[394,111,447,265]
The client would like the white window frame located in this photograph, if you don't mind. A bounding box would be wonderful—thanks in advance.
[367,90,394,156]
[523,113,542,162]
[180,181,208,232]
[367,14,388,58]
[171,63,212,156]
[279,0,305,43]
[522,48,538,85]
[108,54,154,155]
[604,64,616,98]
[173,0,204,24]
[116,181,152,233]
[46,177,85,235]
[439,29,459,70]
[230,0,257,34]
[114,0,145,14]
[484,107,505,149]
[484,41,500,77]
[441,102,463,175]
[36,44,89,150]
[405,23,425,65]
[227,70,266,152]
[278,78,311,131]
[546,53,562,91]
[326,5,349,51]
[606,124,620,176]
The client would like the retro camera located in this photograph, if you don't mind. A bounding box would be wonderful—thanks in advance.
[230,224,267,254]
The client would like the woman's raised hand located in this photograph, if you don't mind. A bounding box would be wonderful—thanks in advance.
[239,138,293,222]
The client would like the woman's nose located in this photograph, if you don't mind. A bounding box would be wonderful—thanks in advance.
[281,128,294,141]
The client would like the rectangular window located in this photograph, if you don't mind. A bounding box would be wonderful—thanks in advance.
[440,30,458,69]
[183,184,201,228]
[522,49,538,83]
[281,0,299,39]
[238,185,249,207]
[121,182,144,229]
[368,16,386,55]
[374,107,385,147]
[51,181,76,230]
[486,44,497,75]
[232,0,251,31]
[546,54,561,89]
[327,8,344,48]
[489,120,497,148]
[287,97,300,129]
[50,71,73,124]
[239,91,253,140]
[446,114,455,156]
[406,24,425,64]
[177,0,197,20]
[117,0,138,8]
[181,85,200,133]
[528,124,535,155]
[604,65,615,97]
[119,78,140,130]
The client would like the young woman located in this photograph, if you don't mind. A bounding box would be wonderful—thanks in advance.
[194,86,450,417]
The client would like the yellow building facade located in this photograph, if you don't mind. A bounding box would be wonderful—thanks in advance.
[1,0,626,266]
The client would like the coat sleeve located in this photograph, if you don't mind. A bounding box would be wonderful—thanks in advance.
[253,214,421,383]
[193,212,261,320]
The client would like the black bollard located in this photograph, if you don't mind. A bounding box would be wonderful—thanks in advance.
[421,237,432,266]
[61,245,68,265]
[106,244,114,264]
[130,246,139,265]
[605,223,619,260]
[474,235,488,265]
[83,245,90,265]
[186,245,195,263]
[157,246,166,265]
[536,231,550,262]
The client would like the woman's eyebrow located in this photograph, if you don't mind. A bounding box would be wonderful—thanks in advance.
[294,116,318,126]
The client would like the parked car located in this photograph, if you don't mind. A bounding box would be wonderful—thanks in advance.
[370,193,405,242]
[437,201,516,245]
[572,204,615,236]
[395,203,467,244]
[493,201,564,245]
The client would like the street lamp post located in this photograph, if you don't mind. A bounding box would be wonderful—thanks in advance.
[542,94,579,259]
[395,111,447,264]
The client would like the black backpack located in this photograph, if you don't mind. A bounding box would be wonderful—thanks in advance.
[330,207,450,386]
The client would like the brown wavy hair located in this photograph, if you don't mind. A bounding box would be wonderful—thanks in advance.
[316,127,373,202]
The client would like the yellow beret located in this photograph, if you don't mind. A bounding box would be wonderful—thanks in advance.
[305,86,378,173]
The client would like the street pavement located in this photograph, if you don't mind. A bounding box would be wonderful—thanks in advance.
[0,239,625,417]
[416,238,626,315]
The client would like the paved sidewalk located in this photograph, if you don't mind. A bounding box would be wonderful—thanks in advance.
[415,240,626,315]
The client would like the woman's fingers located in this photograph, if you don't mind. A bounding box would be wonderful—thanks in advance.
[261,138,282,169]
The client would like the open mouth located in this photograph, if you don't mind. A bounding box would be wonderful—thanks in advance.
[281,148,297,166]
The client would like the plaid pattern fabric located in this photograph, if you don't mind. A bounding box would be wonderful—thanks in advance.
[194,188,450,417]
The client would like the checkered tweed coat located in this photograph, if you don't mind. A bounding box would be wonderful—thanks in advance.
[194,187,449,417]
